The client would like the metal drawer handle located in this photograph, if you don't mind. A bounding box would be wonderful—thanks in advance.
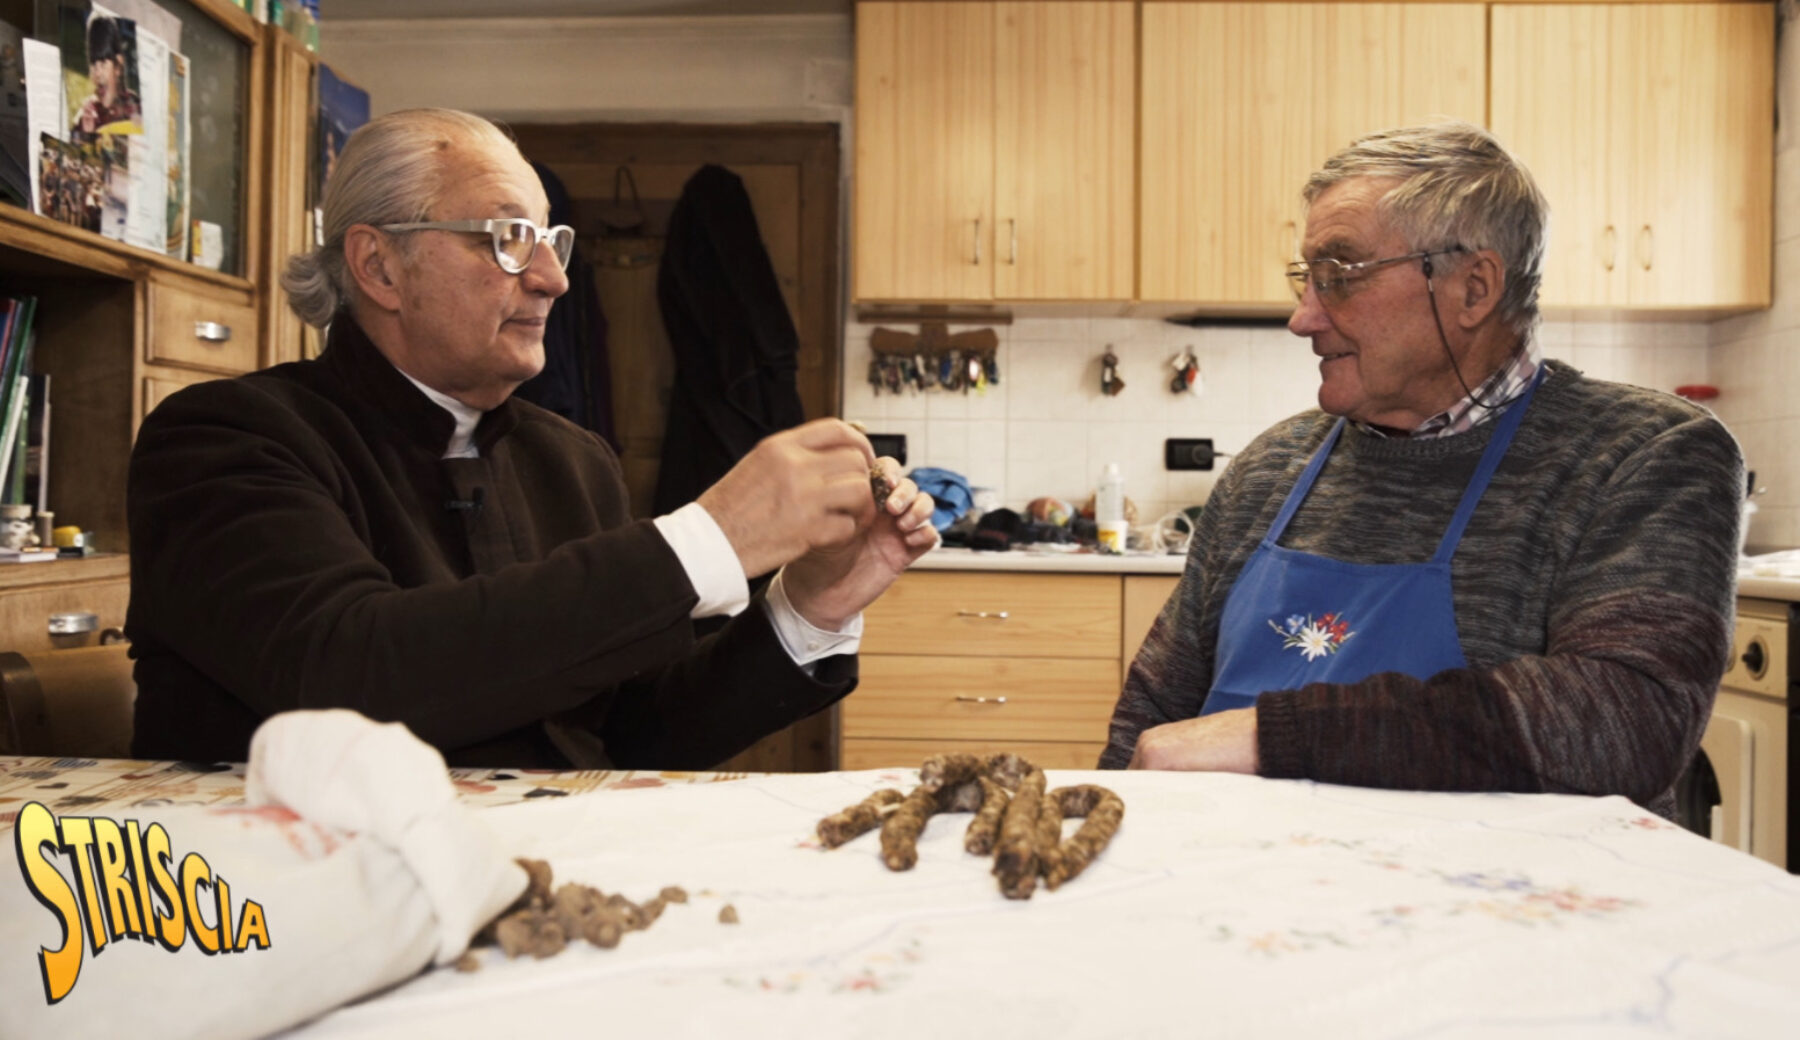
[48,611,98,635]
[956,610,1009,620]
[954,695,1007,705]
[194,321,232,343]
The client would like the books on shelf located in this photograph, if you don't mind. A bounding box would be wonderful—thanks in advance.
[0,295,42,509]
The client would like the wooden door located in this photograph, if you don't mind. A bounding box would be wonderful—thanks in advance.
[1140,3,1485,308]
[508,123,842,773]
[992,1,1134,301]
[854,1,995,302]
[1492,4,1623,307]
[1621,2,1772,309]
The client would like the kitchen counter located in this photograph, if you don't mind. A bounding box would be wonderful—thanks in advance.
[1738,552,1800,601]
[912,545,1187,575]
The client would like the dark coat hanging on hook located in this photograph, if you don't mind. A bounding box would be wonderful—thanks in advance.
[513,161,617,450]
[652,164,807,515]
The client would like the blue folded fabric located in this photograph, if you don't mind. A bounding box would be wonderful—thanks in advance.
[906,466,975,531]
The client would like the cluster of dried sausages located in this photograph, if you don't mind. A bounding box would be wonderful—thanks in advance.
[816,753,1125,899]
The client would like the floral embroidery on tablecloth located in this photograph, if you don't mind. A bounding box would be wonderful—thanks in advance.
[1207,835,1644,957]
[1268,612,1354,660]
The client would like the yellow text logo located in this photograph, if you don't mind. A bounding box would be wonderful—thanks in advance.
[12,801,272,1004]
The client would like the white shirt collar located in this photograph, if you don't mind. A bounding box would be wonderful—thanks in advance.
[394,366,483,459]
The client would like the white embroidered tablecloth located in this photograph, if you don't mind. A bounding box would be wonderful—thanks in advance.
[276,769,1800,1039]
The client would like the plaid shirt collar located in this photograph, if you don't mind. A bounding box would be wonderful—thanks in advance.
[1354,340,1542,440]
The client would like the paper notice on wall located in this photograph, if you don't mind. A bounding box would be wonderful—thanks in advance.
[23,39,63,216]
[124,26,168,252]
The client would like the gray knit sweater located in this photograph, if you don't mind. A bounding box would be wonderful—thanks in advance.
[1100,361,1743,818]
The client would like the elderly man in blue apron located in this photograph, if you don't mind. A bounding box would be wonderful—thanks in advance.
[1101,123,1742,819]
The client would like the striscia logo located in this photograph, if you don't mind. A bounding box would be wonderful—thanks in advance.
[12,801,272,1004]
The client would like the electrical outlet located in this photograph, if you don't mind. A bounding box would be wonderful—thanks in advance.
[1165,438,1216,471]
[866,433,907,466]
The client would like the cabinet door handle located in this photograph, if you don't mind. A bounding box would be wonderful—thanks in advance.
[194,321,233,343]
[955,609,1009,620]
[972,218,982,266]
[1007,218,1017,265]
[954,695,1008,705]
[1601,225,1617,272]
[1637,225,1653,271]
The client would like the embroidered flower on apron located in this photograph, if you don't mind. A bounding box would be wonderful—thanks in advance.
[1268,612,1355,660]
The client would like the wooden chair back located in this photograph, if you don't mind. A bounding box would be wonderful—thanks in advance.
[0,644,135,757]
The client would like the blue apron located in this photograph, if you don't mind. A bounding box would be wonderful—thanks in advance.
[1201,368,1543,715]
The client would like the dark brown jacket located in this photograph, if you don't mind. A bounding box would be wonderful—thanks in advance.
[126,320,853,766]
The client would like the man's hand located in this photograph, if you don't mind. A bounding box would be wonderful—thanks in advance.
[1127,708,1259,773]
[697,419,885,580]
[779,457,938,631]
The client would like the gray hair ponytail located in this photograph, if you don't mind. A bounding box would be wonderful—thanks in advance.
[279,108,519,328]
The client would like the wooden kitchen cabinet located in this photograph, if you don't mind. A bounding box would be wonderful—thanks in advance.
[1491,3,1773,312]
[260,26,325,367]
[842,569,1178,769]
[853,1,1134,303]
[1139,2,1486,309]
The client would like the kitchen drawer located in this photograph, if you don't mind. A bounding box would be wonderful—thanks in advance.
[843,654,1119,744]
[861,572,1120,659]
[841,737,1106,772]
[146,276,259,375]
[0,575,129,653]
[142,366,224,421]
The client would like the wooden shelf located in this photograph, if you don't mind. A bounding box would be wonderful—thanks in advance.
[0,554,128,592]
[0,204,255,292]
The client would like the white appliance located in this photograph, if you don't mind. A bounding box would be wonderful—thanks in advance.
[1697,597,1790,869]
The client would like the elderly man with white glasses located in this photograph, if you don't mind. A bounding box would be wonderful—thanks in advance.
[126,108,936,768]
[1103,122,1742,820]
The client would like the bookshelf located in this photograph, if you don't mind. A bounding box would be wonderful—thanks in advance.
[0,0,319,653]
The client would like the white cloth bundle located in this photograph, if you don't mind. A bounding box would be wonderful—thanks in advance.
[0,710,526,1040]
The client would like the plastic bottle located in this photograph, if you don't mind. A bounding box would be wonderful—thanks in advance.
[1096,463,1127,552]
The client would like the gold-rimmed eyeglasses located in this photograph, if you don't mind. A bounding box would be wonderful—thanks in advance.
[378,218,576,275]
[1285,247,1465,304]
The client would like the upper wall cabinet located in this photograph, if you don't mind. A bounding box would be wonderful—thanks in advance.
[1491,3,1774,312]
[1138,3,1486,308]
[854,1,1135,303]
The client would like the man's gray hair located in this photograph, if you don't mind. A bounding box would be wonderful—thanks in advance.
[280,108,519,328]
[1303,121,1548,341]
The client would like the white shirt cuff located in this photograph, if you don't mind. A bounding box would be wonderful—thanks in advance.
[653,503,750,618]
[763,568,863,666]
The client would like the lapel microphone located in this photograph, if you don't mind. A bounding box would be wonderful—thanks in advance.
[445,487,485,516]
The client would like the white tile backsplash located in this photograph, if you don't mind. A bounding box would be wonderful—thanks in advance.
[846,315,1706,527]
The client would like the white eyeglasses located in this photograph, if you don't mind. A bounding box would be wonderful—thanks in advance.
[378,218,576,275]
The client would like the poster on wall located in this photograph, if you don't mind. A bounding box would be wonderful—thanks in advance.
[314,62,369,245]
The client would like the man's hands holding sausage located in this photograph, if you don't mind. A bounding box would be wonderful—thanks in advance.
[697,419,936,629]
